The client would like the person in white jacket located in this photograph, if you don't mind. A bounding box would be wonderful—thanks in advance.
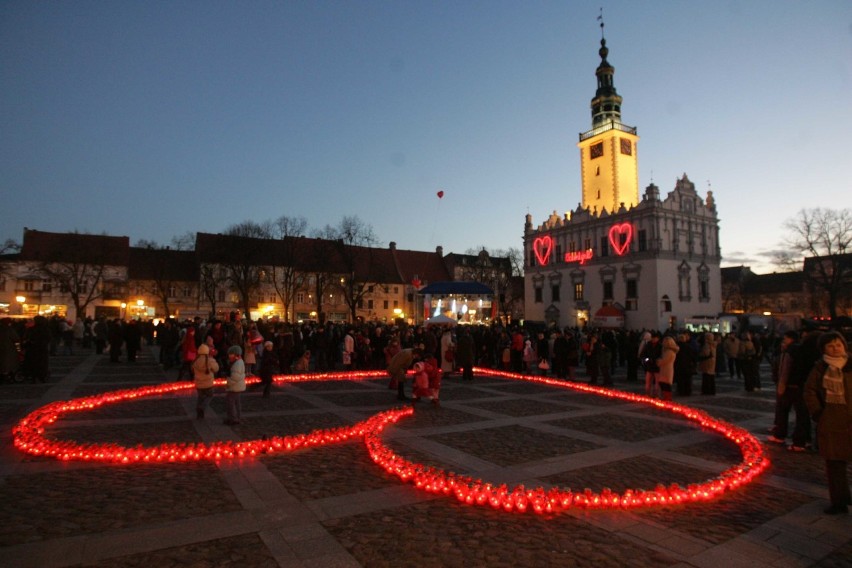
[225,345,246,425]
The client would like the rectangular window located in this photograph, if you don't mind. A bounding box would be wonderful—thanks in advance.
[626,298,638,311]
[368,299,373,310]
[638,230,647,252]
[383,300,389,309]
[584,238,591,250]
[574,283,584,301]
[626,279,637,298]
[534,287,543,303]
[603,281,614,300]
[42,280,52,293]
[393,300,399,308]
[569,241,576,253]
[552,285,560,302]
[296,292,305,304]
[600,236,609,257]
[699,279,709,301]
[24,280,34,292]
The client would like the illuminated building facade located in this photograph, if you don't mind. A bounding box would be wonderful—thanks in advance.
[524,34,722,331]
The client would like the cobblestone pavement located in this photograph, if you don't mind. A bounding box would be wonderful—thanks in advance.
[1,348,850,567]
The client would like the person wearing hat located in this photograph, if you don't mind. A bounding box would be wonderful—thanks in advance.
[192,343,219,419]
[804,331,852,515]
[225,345,246,425]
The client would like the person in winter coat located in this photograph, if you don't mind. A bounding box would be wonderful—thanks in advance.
[440,328,455,375]
[224,345,246,425]
[0,318,20,382]
[258,341,279,398]
[177,326,198,380]
[387,347,422,401]
[804,331,852,515]
[656,336,679,401]
[192,343,219,419]
[674,332,697,396]
[698,332,718,395]
[723,333,740,379]
[769,330,811,451]
[455,327,475,381]
[640,332,662,398]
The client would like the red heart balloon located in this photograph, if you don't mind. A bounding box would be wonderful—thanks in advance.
[437,190,444,199]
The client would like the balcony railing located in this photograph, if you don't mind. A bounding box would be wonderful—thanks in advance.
[579,121,637,142]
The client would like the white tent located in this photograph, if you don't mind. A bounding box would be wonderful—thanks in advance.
[424,314,458,326]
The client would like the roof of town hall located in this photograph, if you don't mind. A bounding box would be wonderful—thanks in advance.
[20,228,130,266]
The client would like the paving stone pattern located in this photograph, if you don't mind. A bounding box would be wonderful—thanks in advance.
[0,347,849,567]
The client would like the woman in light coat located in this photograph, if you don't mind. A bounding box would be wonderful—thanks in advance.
[656,336,679,401]
[192,344,219,419]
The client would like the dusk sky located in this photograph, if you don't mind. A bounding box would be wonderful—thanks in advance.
[2,1,850,273]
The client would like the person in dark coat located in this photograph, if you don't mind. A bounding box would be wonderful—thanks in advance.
[804,331,852,515]
[23,316,51,383]
[108,319,124,362]
[259,341,279,398]
[455,327,475,381]
[674,332,697,396]
[124,319,142,363]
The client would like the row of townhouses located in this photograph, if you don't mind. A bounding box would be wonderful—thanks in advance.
[0,228,522,325]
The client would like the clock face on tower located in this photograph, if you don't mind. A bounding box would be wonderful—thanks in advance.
[590,142,604,159]
[620,138,632,155]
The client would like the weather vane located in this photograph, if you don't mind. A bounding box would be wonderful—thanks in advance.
[597,7,605,38]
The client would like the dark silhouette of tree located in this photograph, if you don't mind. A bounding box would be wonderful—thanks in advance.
[269,216,309,322]
[775,208,851,319]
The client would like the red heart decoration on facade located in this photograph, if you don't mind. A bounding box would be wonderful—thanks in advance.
[608,223,633,256]
[533,236,552,266]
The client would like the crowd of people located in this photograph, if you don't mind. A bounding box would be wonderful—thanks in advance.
[0,313,849,515]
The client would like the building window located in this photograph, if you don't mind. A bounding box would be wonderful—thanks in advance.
[296,292,305,304]
[626,278,637,299]
[393,300,399,308]
[552,285,560,302]
[661,295,672,312]
[574,283,584,301]
[183,287,192,298]
[600,236,609,257]
[584,238,591,250]
[638,230,647,252]
[603,281,613,301]
[569,241,576,253]
[368,299,373,310]
[625,298,638,311]
[24,280,34,292]
[168,286,176,298]
[535,287,543,303]
[697,264,710,302]
[383,300,389,309]
[678,262,692,301]
[42,280,52,293]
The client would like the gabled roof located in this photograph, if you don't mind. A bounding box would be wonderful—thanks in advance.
[129,248,199,282]
[20,229,129,266]
[392,247,451,285]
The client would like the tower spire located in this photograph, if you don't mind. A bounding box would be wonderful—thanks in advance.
[590,10,621,128]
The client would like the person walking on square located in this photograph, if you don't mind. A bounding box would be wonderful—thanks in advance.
[738,332,758,391]
[224,345,246,425]
[177,326,198,380]
[804,331,852,515]
[192,343,219,419]
[768,330,812,451]
[674,332,697,396]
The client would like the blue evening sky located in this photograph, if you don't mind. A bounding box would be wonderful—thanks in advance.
[2,1,850,273]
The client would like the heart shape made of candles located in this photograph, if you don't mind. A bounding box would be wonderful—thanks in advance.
[13,369,769,514]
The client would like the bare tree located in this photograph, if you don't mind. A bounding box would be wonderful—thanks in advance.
[38,254,107,320]
[0,239,20,282]
[269,216,309,322]
[321,216,384,323]
[171,232,196,251]
[776,208,852,319]
[199,263,228,320]
[222,221,273,321]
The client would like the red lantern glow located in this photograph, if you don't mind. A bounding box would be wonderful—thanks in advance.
[12,367,769,514]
